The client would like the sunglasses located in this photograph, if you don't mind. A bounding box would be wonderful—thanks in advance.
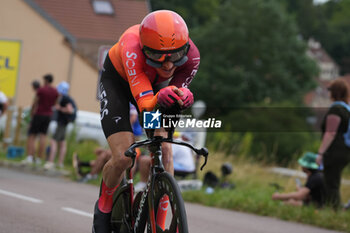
[143,43,190,68]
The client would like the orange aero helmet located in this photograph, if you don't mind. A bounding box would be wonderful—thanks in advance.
[140,10,188,51]
[140,10,190,67]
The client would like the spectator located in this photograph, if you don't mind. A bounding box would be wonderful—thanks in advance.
[44,81,76,170]
[133,131,196,192]
[32,80,41,92]
[316,79,350,209]
[73,103,143,182]
[22,74,58,165]
[73,148,112,181]
[0,90,8,117]
[272,152,326,208]
[173,131,196,177]
[73,147,142,183]
[23,80,42,126]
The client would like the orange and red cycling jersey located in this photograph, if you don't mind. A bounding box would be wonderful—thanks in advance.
[108,25,200,112]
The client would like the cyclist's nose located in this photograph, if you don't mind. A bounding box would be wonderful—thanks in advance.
[162,61,174,70]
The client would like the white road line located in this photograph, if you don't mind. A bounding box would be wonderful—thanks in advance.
[61,207,93,218]
[0,188,43,203]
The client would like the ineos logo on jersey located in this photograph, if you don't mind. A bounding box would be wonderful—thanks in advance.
[126,59,135,69]
[125,51,140,87]
[99,83,109,120]
[183,58,200,88]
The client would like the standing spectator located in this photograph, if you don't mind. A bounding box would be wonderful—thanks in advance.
[316,79,350,209]
[44,81,76,170]
[22,74,58,165]
[24,80,42,126]
[32,80,41,92]
[0,90,8,117]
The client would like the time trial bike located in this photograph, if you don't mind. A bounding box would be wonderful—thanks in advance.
[110,128,209,233]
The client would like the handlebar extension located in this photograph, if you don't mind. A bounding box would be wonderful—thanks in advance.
[124,137,209,170]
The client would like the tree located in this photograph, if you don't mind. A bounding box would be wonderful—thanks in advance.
[326,0,350,74]
[149,0,221,28]
[190,0,318,113]
[285,0,318,39]
[285,0,350,74]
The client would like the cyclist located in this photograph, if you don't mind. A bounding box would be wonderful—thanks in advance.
[93,10,200,233]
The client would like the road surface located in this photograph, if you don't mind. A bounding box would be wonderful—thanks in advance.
[0,167,344,233]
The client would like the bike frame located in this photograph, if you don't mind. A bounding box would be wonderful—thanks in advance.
[113,129,208,233]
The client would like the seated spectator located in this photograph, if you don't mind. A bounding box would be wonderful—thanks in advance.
[73,103,143,182]
[272,152,326,208]
[73,147,142,183]
[134,131,196,192]
[173,131,196,178]
[73,148,111,181]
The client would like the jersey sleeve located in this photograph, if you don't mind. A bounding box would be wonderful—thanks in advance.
[119,33,157,112]
[169,39,200,88]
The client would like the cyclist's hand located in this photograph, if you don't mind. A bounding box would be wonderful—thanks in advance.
[178,87,194,109]
[157,86,183,108]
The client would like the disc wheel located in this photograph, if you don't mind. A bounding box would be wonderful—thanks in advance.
[147,172,188,233]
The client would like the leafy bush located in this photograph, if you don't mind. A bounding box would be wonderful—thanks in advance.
[206,103,320,166]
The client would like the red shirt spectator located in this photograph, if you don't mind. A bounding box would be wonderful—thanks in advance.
[35,85,58,116]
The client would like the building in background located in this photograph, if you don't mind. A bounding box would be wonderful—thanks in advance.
[0,0,149,112]
[305,38,340,107]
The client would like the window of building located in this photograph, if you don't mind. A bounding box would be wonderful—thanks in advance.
[92,0,114,15]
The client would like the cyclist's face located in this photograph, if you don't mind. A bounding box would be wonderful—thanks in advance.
[155,61,176,78]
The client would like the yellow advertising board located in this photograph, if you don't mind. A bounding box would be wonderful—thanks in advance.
[0,40,22,98]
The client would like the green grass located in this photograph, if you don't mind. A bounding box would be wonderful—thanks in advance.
[2,136,350,231]
[184,152,350,232]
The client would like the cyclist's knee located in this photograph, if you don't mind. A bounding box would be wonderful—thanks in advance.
[106,131,134,168]
[109,151,132,169]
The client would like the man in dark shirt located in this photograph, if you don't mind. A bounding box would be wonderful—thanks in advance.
[23,74,58,165]
[272,152,326,208]
[44,81,76,170]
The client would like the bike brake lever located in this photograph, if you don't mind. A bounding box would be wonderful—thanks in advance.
[125,148,137,170]
[197,148,209,170]
[125,148,137,158]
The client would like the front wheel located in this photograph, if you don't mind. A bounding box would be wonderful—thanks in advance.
[147,172,188,233]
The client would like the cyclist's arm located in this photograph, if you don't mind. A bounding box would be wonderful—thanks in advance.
[119,36,158,112]
[58,102,74,114]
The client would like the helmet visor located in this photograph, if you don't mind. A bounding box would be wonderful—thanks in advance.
[143,43,189,67]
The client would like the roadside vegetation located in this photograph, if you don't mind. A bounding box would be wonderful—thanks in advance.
[183,151,350,232]
[1,0,350,231]
[1,134,350,232]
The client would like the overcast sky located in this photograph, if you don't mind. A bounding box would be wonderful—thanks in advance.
[313,0,329,4]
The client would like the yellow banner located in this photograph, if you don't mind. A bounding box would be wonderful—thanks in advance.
[0,40,21,98]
